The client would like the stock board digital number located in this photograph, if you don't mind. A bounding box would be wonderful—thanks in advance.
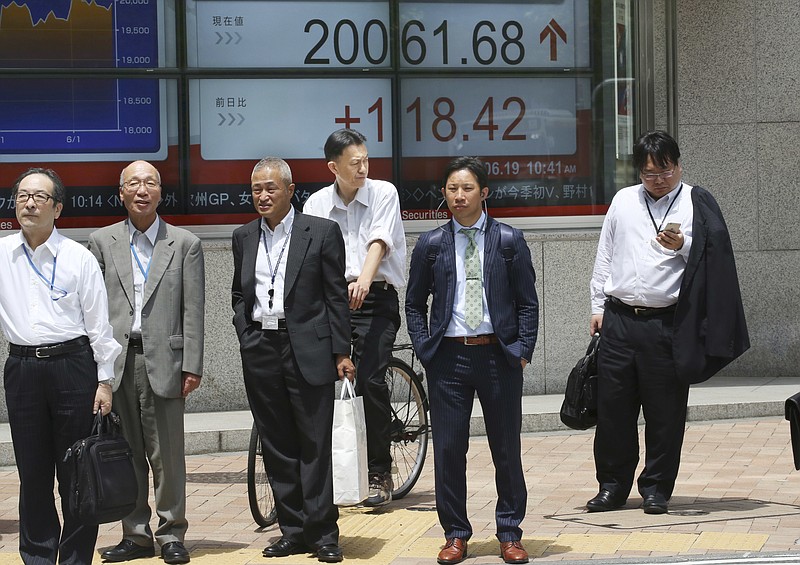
[334,97,385,142]
[402,20,525,66]
[405,96,526,142]
[304,19,388,65]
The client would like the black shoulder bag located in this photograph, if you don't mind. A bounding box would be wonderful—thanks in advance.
[560,334,601,430]
[63,411,138,524]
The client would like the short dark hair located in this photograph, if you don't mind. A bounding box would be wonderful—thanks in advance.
[441,157,488,190]
[633,130,681,173]
[11,167,66,204]
[324,128,367,161]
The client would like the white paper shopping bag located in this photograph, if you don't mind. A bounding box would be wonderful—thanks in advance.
[332,380,369,505]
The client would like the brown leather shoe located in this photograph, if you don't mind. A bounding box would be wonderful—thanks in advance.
[500,540,529,564]
[437,538,468,564]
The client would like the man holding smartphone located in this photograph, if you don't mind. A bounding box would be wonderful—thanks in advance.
[587,130,749,515]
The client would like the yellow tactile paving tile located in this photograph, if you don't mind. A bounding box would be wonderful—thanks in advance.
[554,533,627,554]
[619,532,697,552]
[692,531,769,551]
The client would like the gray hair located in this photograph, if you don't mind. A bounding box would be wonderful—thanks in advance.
[252,157,293,187]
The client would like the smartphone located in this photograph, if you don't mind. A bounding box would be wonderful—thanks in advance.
[662,222,681,233]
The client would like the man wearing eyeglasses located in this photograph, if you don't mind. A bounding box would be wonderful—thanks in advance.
[88,161,205,564]
[0,168,121,564]
[587,131,749,515]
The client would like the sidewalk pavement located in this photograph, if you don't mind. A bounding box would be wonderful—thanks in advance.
[0,376,799,564]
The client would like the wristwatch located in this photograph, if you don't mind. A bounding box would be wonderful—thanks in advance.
[98,378,115,387]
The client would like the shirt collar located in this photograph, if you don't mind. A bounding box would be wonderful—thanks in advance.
[15,226,62,257]
[453,211,487,234]
[127,215,160,246]
[261,206,295,237]
[332,180,370,210]
[641,182,683,205]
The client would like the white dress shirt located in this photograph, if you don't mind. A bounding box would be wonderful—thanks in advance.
[590,183,694,313]
[445,212,495,337]
[253,207,294,323]
[303,178,406,288]
[128,216,160,335]
[0,228,122,381]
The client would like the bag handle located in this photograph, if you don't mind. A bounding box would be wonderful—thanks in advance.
[586,333,601,357]
[90,411,122,437]
[339,379,357,400]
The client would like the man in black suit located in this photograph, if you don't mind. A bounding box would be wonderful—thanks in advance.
[232,157,354,563]
[406,157,539,565]
[587,131,749,515]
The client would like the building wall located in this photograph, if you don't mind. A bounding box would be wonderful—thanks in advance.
[0,1,796,419]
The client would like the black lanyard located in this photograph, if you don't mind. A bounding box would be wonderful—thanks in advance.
[644,184,682,235]
[261,227,291,310]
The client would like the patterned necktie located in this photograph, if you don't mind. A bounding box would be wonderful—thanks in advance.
[462,228,483,330]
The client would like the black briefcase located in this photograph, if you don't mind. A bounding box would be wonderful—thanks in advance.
[63,411,138,525]
[560,334,600,430]
[785,392,800,470]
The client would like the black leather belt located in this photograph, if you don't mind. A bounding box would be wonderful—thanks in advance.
[445,334,499,346]
[129,335,143,347]
[253,319,288,331]
[9,336,90,359]
[607,296,676,317]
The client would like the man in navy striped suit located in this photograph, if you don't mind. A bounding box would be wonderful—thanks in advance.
[406,157,539,565]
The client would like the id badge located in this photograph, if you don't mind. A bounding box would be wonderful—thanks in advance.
[262,315,280,330]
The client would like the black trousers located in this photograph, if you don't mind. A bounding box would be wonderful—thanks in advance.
[4,343,98,565]
[594,303,690,500]
[350,285,400,474]
[239,326,338,549]
[426,340,526,542]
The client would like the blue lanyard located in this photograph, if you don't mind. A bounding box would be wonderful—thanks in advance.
[130,237,152,282]
[22,245,68,300]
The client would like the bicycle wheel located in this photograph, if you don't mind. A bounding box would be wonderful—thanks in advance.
[385,358,429,499]
[247,423,277,527]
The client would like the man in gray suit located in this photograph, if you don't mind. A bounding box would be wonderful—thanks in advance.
[232,157,354,563]
[88,160,205,564]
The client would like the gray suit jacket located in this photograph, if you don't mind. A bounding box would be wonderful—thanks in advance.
[88,219,205,398]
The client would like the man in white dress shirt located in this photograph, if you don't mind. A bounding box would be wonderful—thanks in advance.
[0,168,121,564]
[587,130,747,515]
[304,129,406,506]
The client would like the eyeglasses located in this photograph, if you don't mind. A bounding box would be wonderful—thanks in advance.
[123,179,160,190]
[16,192,55,205]
[640,169,675,182]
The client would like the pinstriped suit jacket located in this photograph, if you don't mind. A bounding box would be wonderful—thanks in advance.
[405,217,539,369]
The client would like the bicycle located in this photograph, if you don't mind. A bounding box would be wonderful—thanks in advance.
[246,344,429,525]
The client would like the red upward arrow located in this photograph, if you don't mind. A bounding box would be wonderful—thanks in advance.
[539,19,567,61]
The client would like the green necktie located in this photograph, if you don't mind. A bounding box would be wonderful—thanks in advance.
[462,228,483,330]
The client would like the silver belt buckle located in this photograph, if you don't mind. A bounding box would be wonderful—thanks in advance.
[462,336,477,346]
[35,347,51,359]
[634,307,646,316]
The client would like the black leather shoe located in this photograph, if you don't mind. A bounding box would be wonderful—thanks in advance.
[317,544,343,563]
[161,542,190,564]
[263,538,307,558]
[586,489,626,512]
[642,493,669,514]
[101,539,155,562]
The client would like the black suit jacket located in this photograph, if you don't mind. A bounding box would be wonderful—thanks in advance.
[405,217,539,368]
[672,186,750,384]
[231,211,350,385]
